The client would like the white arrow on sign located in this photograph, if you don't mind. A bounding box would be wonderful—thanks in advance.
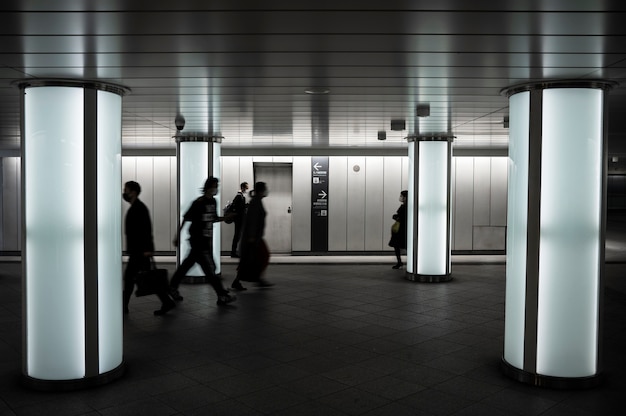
[318,190,327,199]
[313,162,322,171]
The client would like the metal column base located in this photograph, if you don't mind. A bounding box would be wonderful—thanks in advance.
[405,272,452,283]
[501,357,601,390]
[22,361,125,391]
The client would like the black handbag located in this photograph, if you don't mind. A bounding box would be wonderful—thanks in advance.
[135,258,168,297]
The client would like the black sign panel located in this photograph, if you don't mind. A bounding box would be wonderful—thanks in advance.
[311,157,329,252]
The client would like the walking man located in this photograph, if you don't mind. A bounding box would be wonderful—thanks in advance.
[122,181,176,316]
[169,177,236,306]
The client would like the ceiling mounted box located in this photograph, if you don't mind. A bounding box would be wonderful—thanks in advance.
[390,119,405,131]
[377,130,386,140]
[416,104,430,117]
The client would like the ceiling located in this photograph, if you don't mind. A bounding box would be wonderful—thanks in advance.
[2,1,626,155]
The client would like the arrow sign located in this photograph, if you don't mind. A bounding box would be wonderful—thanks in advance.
[311,156,329,252]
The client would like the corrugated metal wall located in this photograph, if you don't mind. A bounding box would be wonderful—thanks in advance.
[1,155,508,253]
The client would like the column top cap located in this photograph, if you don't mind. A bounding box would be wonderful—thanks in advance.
[13,78,130,96]
[174,133,223,143]
[406,135,455,143]
[501,79,618,98]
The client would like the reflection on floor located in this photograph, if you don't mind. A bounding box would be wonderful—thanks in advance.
[0,260,624,415]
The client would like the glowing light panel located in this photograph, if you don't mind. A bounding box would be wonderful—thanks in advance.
[537,89,602,377]
[25,87,86,379]
[97,90,123,372]
[417,141,448,275]
[504,91,530,369]
[179,142,209,276]
[406,141,415,274]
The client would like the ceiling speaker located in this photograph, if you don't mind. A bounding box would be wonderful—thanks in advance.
[390,119,405,131]
[416,104,430,117]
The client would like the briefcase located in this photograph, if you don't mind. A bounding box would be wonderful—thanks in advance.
[135,259,169,297]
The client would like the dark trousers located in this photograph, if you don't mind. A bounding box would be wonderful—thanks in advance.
[123,254,174,309]
[170,246,228,296]
[231,219,243,254]
[394,246,402,264]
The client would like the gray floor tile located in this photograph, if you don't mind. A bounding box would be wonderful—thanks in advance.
[0,259,624,416]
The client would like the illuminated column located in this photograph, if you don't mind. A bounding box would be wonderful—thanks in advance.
[18,80,128,390]
[175,134,222,282]
[501,80,616,388]
[406,135,453,283]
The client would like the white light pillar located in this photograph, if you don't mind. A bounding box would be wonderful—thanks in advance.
[18,79,128,390]
[501,80,616,389]
[406,135,453,283]
[175,134,222,282]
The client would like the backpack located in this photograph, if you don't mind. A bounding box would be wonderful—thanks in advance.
[224,201,235,224]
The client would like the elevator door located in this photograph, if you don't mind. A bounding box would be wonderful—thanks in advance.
[254,164,293,253]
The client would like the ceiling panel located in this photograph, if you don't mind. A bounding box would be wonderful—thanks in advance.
[1,1,626,154]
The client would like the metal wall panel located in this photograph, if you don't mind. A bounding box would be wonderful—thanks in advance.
[135,157,158,249]
[152,157,173,251]
[122,156,176,253]
[473,157,491,226]
[401,156,410,191]
[252,156,273,164]
[328,157,348,250]
[347,157,366,250]
[1,158,20,251]
[120,157,137,252]
[0,155,510,254]
[292,157,311,251]
[136,157,154,214]
[0,159,3,249]
[473,226,506,250]
[490,157,508,226]
[454,157,475,250]
[220,156,241,251]
[255,164,293,253]
[170,157,177,250]
[383,156,403,250]
[450,157,457,249]
[365,157,384,250]
[240,157,254,188]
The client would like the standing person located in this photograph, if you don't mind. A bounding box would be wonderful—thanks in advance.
[231,181,272,290]
[122,181,176,316]
[168,177,236,306]
[229,181,249,258]
[389,190,408,269]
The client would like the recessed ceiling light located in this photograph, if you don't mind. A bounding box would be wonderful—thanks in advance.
[305,88,330,95]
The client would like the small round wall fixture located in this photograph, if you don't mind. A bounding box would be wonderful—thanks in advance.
[353,165,360,172]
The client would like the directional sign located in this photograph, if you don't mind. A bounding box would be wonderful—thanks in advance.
[311,157,329,251]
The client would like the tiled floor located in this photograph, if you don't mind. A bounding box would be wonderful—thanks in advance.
[1,257,625,415]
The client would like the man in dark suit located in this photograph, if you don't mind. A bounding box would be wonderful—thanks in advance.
[122,181,175,316]
[229,181,249,257]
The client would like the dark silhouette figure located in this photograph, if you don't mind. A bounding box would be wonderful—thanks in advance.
[231,181,272,290]
[389,190,408,269]
[229,181,249,257]
[122,181,176,316]
[169,177,236,306]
